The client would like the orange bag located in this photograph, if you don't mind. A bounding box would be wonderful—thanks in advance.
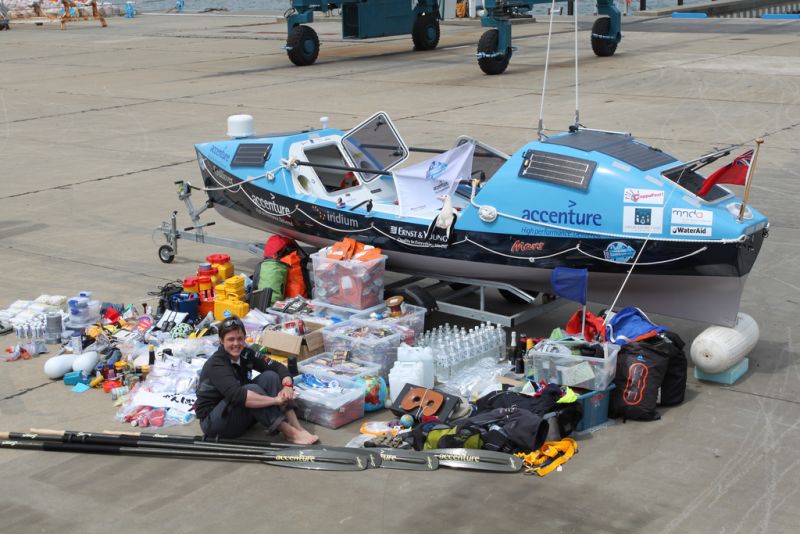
[280,251,308,298]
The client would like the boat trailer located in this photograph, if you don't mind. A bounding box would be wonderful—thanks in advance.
[283,0,621,74]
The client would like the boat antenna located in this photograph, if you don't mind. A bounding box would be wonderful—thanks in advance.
[537,0,559,141]
[573,0,580,129]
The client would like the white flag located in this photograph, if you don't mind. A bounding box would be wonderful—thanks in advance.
[394,142,475,217]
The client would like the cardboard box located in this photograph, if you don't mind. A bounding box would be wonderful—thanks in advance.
[258,321,326,361]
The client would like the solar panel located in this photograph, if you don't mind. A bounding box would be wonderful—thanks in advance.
[543,130,677,171]
[519,150,596,191]
[599,141,676,171]
[543,130,622,152]
[231,143,272,168]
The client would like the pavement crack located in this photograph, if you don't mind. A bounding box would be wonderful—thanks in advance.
[1,381,55,402]
[720,387,800,406]
[1,245,178,283]
[0,160,195,201]
[1,100,156,126]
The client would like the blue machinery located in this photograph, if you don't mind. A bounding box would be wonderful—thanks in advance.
[284,0,621,74]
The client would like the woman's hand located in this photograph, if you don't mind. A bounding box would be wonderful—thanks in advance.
[278,386,294,402]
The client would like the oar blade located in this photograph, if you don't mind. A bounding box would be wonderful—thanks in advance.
[427,448,523,472]
[374,448,439,471]
[260,449,368,471]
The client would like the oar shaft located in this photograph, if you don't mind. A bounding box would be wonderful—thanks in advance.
[7,436,363,469]
[22,430,284,456]
[104,430,381,468]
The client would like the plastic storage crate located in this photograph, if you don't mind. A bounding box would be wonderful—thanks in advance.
[311,252,386,310]
[352,302,426,340]
[293,377,365,429]
[322,320,404,377]
[298,351,382,382]
[575,384,615,432]
[271,299,377,327]
[527,343,619,391]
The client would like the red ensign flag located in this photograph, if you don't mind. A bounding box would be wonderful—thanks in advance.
[697,149,753,197]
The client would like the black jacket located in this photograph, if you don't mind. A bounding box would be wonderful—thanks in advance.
[194,347,291,420]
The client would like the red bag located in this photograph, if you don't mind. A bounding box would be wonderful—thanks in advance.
[263,235,296,259]
[565,309,607,342]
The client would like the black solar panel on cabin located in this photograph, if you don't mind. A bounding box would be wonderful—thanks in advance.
[543,130,623,152]
[599,140,676,171]
[543,130,677,171]
[231,143,272,167]
[519,150,596,191]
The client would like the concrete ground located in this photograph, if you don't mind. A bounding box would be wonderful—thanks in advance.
[1,12,799,534]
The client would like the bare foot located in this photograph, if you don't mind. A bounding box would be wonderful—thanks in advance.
[286,429,319,445]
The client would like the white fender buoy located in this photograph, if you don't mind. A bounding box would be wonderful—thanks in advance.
[72,351,99,375]
[43,353,78,380]
[690,313,759,374]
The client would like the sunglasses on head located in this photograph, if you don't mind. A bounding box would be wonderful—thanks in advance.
[221,317,244,330]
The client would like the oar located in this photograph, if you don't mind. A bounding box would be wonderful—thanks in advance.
[4,432,366,471]
[105,429,437,471]
[26,429,309,457]
[373,447,439,471]
[99,429,384,469]
[427,448,523,473]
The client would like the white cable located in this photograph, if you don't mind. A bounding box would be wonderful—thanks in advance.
[198,158,284,192]
[464,237,579,261]
[467,194,744,244]
[537,0,559,140]
[576,243,708,266]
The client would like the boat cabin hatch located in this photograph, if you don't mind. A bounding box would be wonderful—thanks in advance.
[341,112,409,182]
[661,165,732,203]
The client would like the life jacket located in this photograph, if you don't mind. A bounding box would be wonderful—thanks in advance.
[517,438,578,477]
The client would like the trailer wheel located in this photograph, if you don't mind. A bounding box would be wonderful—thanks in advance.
[412,13,440,51]
[591,17,617,57]
[477,29,510,75]
[158,245,175,264]
[287,25,320,66]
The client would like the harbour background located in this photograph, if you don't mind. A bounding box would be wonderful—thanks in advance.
[134,0,709,16]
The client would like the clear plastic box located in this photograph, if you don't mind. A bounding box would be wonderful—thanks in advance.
[322,320,404,377]
[293,377,365,429]
[352,302,427,340]
[271,299,378,327]
[526,343,619,391]
[298,351,382,382]
[311,252,387,310]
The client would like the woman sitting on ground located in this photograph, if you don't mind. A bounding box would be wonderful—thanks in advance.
[194,316,318,444]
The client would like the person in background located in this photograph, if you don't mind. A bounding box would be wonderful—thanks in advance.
[194,316,318,444]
